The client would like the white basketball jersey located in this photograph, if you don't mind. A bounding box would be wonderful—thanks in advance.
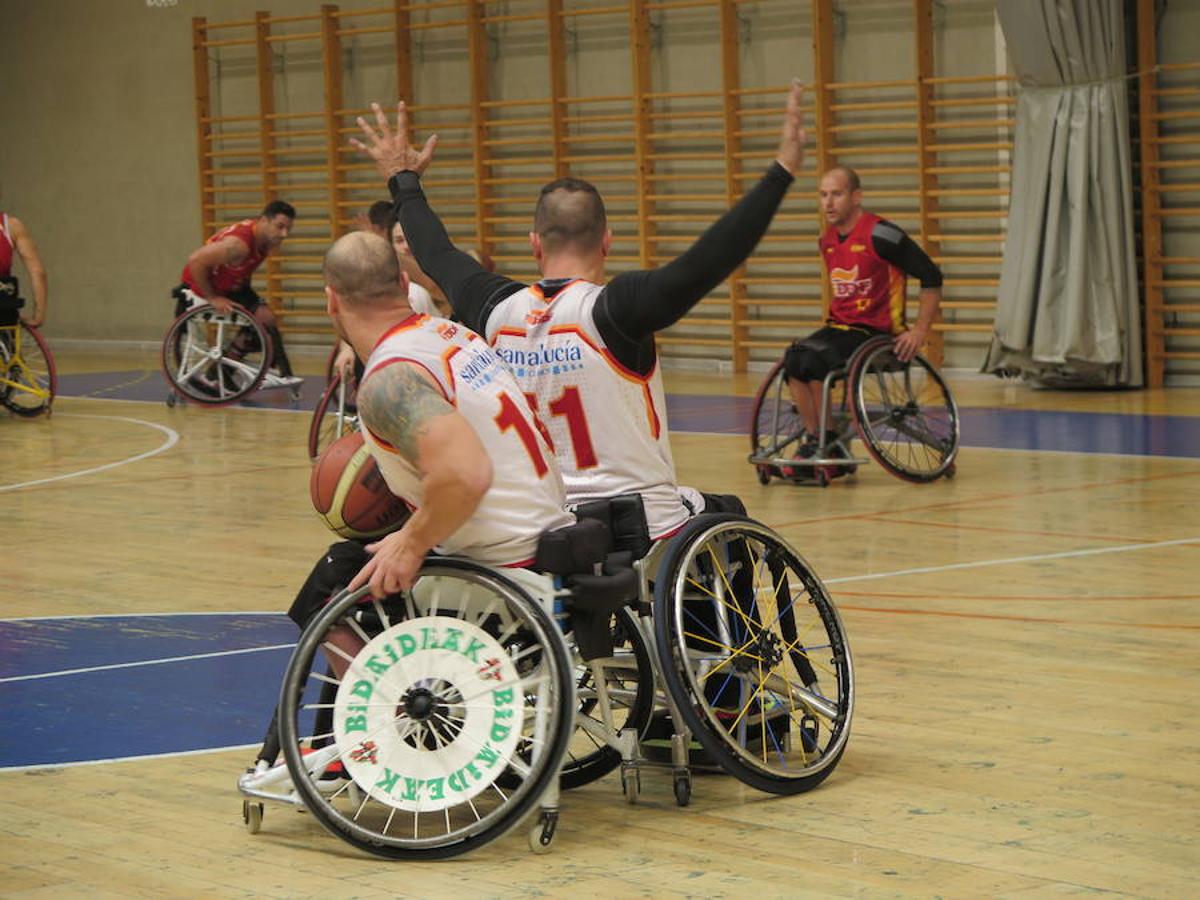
[361,314,573,566]
[485,280,690,539]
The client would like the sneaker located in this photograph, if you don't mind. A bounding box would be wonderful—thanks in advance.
[779,434,819,479]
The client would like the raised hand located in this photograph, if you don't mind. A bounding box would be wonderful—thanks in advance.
[776,78,807,176]
[350,101,439,180]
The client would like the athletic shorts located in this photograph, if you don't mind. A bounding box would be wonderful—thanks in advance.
[173,283,265,318]
[782,325,884,382]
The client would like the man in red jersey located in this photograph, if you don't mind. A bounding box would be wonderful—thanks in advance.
[784,166,943,464]
[0,212,48,328]
[176,200,299,381]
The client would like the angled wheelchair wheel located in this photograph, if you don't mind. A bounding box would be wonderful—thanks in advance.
[748,361,806,483]
[559,608,654,790]
[278,560,575,860]
[849,337,959,483]
[161,303,271,407]
[308,372,360,461]
[652,514,854,795]
[1,323,57,417]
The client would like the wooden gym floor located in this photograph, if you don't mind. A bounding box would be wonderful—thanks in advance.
[2,346,1198,897]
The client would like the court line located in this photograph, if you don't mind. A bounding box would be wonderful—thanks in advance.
[0,743,261,774]
[0,414,180,493]
[824,536,1200,585]
[838,604,1200,630]
[854,513,1163,547]
[0,610,283,623]
[0,643,296,683]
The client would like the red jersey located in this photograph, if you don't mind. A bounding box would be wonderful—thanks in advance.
[181,219,266,295]
[0,214,13,279]
[819,210,906,334]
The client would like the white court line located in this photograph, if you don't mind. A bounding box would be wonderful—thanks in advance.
[0,743,261,773]
[0,643,296,684]
[0,413,180,492]
[0,610,282,623]
[825,535,1200,585]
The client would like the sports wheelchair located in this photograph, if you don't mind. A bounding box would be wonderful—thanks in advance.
[0,282,56,417]
[237,510,854,860]
[750,334,959,486]
[161,287,303,408]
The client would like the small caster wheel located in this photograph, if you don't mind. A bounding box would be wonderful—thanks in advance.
[755,465,771,486]
[528,809,558,854]
[243,800,263,834]
[290,386,303,403]
[814,468,830,488]
[620,764,640,805]
[166,392,178,408]
[673,771,691,807]
[944,461,957,479]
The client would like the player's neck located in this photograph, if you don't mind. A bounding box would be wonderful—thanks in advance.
[539,253,604,285]
[346,301,418,359]
[835,208,863,237]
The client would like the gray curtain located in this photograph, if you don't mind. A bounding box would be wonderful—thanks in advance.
[986,0,1143,387]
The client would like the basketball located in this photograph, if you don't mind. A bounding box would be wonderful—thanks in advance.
[310,432,410,539]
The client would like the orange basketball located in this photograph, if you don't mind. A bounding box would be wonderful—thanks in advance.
[310,432,410,540]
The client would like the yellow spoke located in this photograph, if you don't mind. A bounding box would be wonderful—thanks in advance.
[704,543,763,634]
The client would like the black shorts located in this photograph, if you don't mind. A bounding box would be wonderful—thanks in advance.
[173,283,265,318]
[782,325,883,382]
[287,541,371,629]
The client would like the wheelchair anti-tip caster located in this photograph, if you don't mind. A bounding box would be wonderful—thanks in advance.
[166,392,177,408]
[673,769,692,807]
[620,761,641,805]
[528,809,559,854]
[243,799,263,834]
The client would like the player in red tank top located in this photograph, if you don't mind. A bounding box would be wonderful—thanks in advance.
[175,200,300,381]
[783,167,944,467]
[0,213,49,328]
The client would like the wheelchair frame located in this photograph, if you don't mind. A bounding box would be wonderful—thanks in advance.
[750,335,959,486]
[237,512,855,859]
[308,371,360,461]
[0,315,56,417]
[162,288,303,408]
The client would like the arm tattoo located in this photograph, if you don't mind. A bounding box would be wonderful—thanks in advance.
[357,363,455,466]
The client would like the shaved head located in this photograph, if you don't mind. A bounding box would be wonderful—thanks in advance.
[533,177,607,255]
[323,231,403,306]
[822,166,861,192]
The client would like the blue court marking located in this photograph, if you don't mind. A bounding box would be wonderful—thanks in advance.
[0,615,297,768]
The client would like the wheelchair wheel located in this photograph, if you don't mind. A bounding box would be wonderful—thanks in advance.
[161,303,271,406]
[652,514,854,795]
[849,337,959,483]
[277,560,575,860]
[308,372,360,461]
[560,608,655,790]
[1,323,57,417]
[748,361,805,483]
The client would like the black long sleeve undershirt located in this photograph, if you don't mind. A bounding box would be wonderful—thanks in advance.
[389,161,794,375]
[868,219,943,289]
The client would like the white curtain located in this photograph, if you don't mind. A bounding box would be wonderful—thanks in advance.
[985,0,1143,387]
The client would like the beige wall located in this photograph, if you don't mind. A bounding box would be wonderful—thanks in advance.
[0,0,1036,360]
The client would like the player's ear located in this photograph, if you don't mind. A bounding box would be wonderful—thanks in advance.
[601,228,613,258]
[398,270,411,299]
[529,231,543,263]
[324,284,339,316]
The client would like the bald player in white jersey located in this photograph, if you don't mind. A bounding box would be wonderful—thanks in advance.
[285,232,572,641]
[352,82,807,540]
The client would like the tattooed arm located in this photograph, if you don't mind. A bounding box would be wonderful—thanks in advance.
[348,361,494,596]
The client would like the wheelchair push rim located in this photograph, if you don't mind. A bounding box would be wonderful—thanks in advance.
[161,303,272,407]
[277,560,575,860]
[849,337,959,483]
[307,371,360,461]
[653,514,854,795]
